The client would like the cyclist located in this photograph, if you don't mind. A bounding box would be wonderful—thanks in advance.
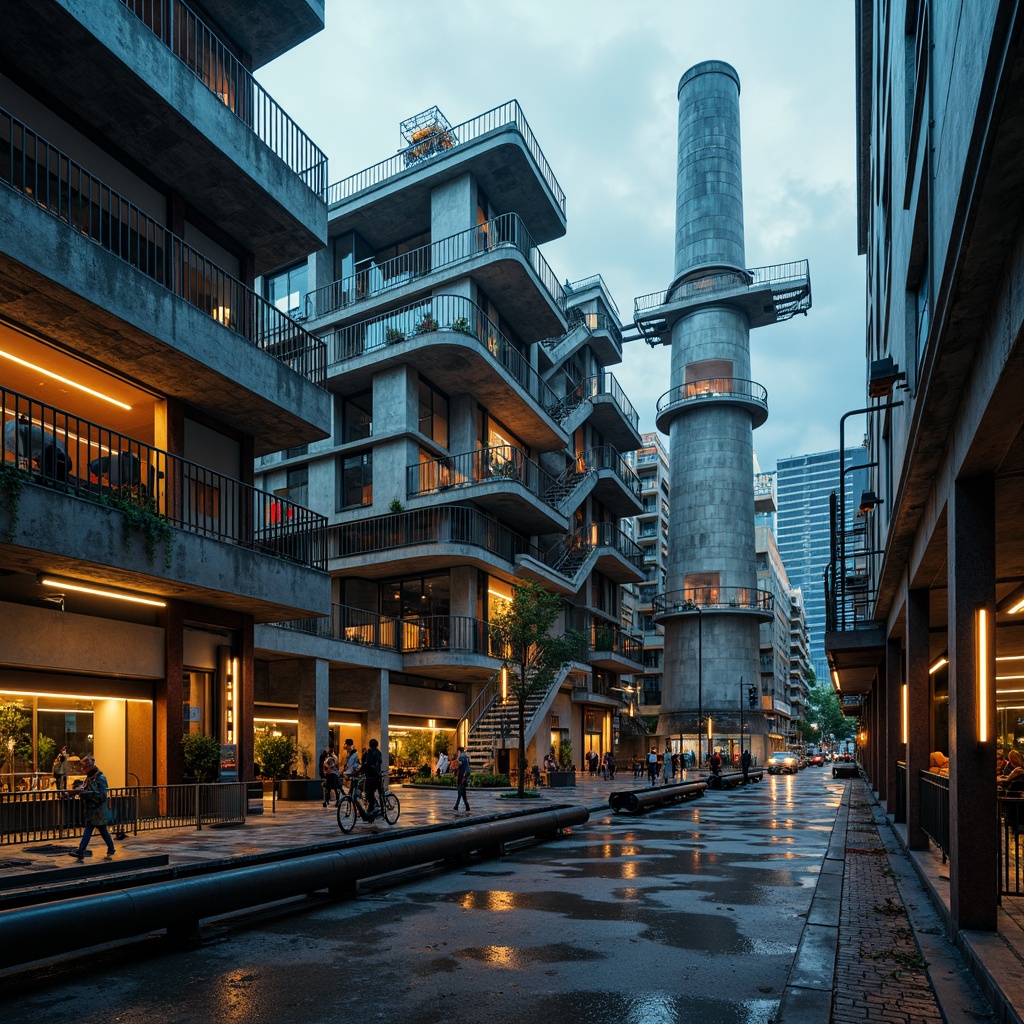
[341,737,374,823]
[362,738,384,819]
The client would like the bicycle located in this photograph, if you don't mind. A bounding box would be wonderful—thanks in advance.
[336,776,400,833]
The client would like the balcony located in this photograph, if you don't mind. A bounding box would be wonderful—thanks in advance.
[307,212,566,338]
[0,1,326,267]
[651,587,774,623]
[406,445,567,534]
[327,506,541,580]
[655,378,768,433]
[0,110,329,452]
[588,622,644,672]
[325,294,568,449]
[325,101,566,245]
[1,388,328,619]
[542,523,643,585]
[633,260,812,345]
[562,373,641,452]
[581,445,643,518]
[540,309,624,369]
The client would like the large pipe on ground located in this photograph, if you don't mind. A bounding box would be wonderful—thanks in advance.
[0,805,588,968]
[608,781,707,813]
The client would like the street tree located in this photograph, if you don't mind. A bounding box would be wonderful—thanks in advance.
[803,673,856,748]
[489,581,583,797]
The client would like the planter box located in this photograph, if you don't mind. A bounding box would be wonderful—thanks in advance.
[546,770,576,788]
[278,778,323,801]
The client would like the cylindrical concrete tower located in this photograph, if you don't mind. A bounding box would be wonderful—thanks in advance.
[648,62,781,765]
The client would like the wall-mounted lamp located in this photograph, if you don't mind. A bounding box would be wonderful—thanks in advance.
[831,668,841,690]
[977,606,991,743]
[901,683,908,745]
[858,490,884,514]
[868,356,908,398]
[928,652,949,675]
[706,716,713,741]
[38,575,166,608]
[500,665,508,703]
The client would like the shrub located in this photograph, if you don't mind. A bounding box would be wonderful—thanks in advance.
[254,733,297,780]
[181,733,221,781]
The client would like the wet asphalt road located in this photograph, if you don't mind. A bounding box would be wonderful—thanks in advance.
[1,771,843,1024]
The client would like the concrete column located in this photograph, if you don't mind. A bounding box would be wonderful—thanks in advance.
[948,475,997,932]
[906,586,930,848]
[156,600,184,785]
[296,658,330,770]
[883,635,902,806]
[367,669,390,774]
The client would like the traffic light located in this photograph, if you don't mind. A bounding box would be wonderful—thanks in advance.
[748,686,757,709]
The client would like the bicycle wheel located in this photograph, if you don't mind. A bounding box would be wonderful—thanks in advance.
[382,791,401,824]
[336,794,357,833]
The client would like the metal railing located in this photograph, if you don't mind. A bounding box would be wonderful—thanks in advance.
[397,614,509,657]
[634,259,811,317]
[823,488,885,634]
[920,769,950,861]
[1000,795,1024,896]
[0,782,247,845]
[407,444,555,502]
[656,377,768,414]
[0,108,325,386]
[565,274,621,320]
[274,602,400,650]
[581,444,642,501]
[651,586,774,615]
[569,373,639,433]
[589,622,643,662]
[543,521,643,578]
[307,212,565,319]
[2,388,327,570]
[325,294,566,421]
[119,0,326,194]
[327,505,541,565]
[326,100,565,215]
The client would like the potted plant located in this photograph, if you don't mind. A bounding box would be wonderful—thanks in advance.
[385,326,406,344]
[418,314,438,334]
[254,733,308,799]
[548,739,577,787]
[181,732,221,782]
[451,316,472,334]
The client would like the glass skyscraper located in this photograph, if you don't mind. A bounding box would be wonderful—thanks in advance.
[776,448,868,683]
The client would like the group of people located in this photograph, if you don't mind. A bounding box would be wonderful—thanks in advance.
[584,749,616,779]
[318,738,385,821]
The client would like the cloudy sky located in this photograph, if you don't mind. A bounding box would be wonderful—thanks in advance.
[257,0,865,473]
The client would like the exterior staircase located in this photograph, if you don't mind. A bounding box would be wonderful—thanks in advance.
[543,464,593,516]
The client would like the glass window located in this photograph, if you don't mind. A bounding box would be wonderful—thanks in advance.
[264,262,307,317]
[418,378,449,448]
[338,451,372,509]
[335,391,373,444]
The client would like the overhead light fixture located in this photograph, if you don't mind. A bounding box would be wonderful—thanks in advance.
[868,356,907,398]
[928,652,948,675]
[0,348,132,410]
[38,575,165,608]
[1007,595,1024,615]
[859,490,883,514]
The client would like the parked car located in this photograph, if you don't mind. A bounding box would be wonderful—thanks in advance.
[767,751,798,775]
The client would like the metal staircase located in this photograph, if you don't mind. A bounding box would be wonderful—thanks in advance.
[543,464,593,516]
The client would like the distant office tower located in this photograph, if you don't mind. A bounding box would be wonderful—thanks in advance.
[632,61,811,765]
[776,448,868,683]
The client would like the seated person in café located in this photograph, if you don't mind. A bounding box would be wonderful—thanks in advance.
[998,749,1024,788]
[928,751,949,776]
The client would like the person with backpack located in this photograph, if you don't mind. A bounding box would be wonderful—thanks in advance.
[454,746,472,813]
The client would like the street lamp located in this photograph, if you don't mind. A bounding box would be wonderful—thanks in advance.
[684,599,703,767]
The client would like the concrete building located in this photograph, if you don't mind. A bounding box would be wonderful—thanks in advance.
[254,105,644,775]
[827,0,1024,948]
[632,61,811,767]
[0,0,331,787]
[756,525,797,751]
[776,447,868,683]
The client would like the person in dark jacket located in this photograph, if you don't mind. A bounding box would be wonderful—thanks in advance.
[362,738,384,818]
[69,755,115,860]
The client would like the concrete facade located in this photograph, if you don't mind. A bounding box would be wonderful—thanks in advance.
[0,1,330,789]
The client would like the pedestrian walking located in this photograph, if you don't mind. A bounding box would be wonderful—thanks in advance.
[647,746,658,786]
[661,743,674,785]
[68,755,115,860]
[52,745,69,791]
[322,747,342,806]
[741,747,751,785]
[454,746,472,812]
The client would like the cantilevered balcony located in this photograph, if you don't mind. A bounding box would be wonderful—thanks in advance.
[325,295,568,450]
[407,445,568,534]
[0,1,326,268]
[195,0,325,69]
[535,523,643,587]
[0,110,328,453]
[1,387,328,620]
[581,445,643,518]
[652,587,774,623]
[655,378,768,433]
[540,309,624,369]
[325,101,566,245]
[307,213,566,339]
[561,373,642,452]
[588,621,644,672]
[633,260,812,345]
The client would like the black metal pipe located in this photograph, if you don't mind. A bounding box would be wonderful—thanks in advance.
[608,781,707,813]
[0,805,588,968]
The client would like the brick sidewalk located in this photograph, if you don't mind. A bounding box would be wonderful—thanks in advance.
[832,787,943,1023]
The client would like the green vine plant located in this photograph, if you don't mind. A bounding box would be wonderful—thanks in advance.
[101,488,175,570]
[0,464,28,543]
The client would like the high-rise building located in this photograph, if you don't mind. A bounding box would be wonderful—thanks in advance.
[776,447,868,683]
[254,105,644,774]
[0,0,331,786]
